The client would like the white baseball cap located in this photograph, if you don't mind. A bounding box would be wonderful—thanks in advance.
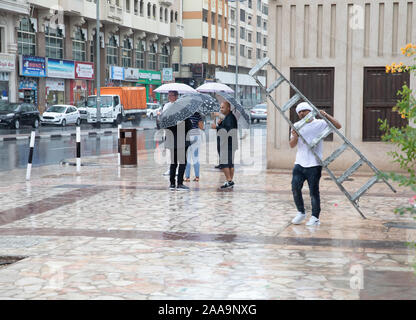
[296,102,313,114]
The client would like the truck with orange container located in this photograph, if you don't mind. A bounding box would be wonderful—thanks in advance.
[86,87,147,126]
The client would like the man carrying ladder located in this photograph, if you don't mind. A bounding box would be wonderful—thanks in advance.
[289,102,342,226]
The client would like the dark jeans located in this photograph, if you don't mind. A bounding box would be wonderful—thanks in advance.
[291,164,322,218]
[170,147,188,186]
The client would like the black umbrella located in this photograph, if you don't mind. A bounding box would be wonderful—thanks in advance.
[215,92,250,129]
[159,93,219,129]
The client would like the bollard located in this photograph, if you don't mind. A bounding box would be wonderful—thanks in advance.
[26,131,36,181]
[117,124,121,166]
[76,126,81,172]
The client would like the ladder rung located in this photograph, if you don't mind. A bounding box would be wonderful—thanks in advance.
[266,76,286,94]
[337,159,364,184]
[294,111,317,131]
[322,143,349,167]
[309,127,332,148]
[282,94,301,112]
[249,57,270,77]
[351,176,379,202]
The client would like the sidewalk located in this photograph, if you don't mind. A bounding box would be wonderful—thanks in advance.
[0,149,415,299]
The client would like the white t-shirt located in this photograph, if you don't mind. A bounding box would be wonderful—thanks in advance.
[291,119,328,168]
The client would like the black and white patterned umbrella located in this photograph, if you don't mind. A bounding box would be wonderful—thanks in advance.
[215,92,251,129]
[159,93,220,129]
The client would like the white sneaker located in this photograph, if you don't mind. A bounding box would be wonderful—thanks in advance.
[291,212,306,225]
[306,216,320,226]
[163,169,170,176]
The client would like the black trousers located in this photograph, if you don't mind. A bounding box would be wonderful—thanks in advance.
[291,164,322,218]
[170,147,188,185]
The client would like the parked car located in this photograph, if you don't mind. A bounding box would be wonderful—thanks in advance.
[0,102,40,129]
[250,103,267,123]
[146,103,161,120]
[41,105,81,127]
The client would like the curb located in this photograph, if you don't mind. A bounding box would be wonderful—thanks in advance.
[0,127,155,142]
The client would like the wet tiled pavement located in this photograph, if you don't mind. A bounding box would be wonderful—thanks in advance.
[0,145,415,300]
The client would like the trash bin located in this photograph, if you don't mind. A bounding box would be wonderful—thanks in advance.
[119,128,137,167]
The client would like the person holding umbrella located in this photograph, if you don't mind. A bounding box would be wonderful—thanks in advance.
[211,101,238,189]
[158,93,219,191]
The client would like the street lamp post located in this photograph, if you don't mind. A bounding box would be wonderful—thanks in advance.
[96,0,101,129]
[235,0,239,102]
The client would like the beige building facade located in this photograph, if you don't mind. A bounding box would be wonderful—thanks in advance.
[3,0,183,110]
[266,0,416,172]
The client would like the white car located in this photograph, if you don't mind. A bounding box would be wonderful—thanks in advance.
[146,103,161,120]
[76,104,88,122]
[41,105,81,127]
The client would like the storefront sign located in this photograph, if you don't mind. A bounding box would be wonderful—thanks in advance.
[47,58,75,79]
[75,62,94,80]
[137,70,162,85]
[0,53,16,72]
[125,68,139,81]
[19,55,46,77]
[162,68,173,82]
[19,79,38,90]
[46,79,65,92]
[110,66,124,80]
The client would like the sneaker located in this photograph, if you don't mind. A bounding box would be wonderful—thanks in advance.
[176,184,190,191]
[169,184,176,190]
[220,181,234,189]
[163,169,170,176]
[306,216,320,226]
[215,165,221,169]
[291,212,306,225]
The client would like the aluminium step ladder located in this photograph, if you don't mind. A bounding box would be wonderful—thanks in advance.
[249,57,397,219]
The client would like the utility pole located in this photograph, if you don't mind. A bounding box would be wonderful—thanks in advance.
[96,0,101,129]
[235,0,239,102]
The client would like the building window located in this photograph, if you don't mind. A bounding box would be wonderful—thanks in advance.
[203,9,208,22]
[122,38,132,67]
[248,49,252,59]
[45,25,64,59]
[165,8,168,23]
[211,12,215,24]
[240,9,245,22]
[175,12,178,21]
[18,17,36,56]
[248,0,252,9]
[135,40,145,68]
[263,21,267,31]
[240,27,245,40]
[125,0,130,12]
[230,9,235,21]
[240,44,245,57]
[148,42,157,70]
[230,45,235,56]
[230,27,235,38]
[247,32,252,43]
[160,7,163,21]
[147,3,151,17]
[72,28,86,61]
[153,4,156,19]
[160,45,169,70]
[106,35,118,66]
[262,5,268,15]
[202,36,208,49]
[256,32,261,44]
[263,37,267,46]
[0,27,3,53]
[257,48,261,59]
[170,10,174,23]
[257,0,262,11]
[90,42,94,62]
[172,63,179,72]
[257,16,261,27]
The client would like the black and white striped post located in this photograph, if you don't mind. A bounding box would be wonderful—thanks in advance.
[26,131,36,181]
[117,124,121,166]
[76,126,81,172]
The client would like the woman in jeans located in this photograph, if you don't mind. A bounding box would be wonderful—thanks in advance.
[184,112,204,182]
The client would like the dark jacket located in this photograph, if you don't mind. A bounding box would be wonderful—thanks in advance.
[165,118,193,150]
[217,112,238,152]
